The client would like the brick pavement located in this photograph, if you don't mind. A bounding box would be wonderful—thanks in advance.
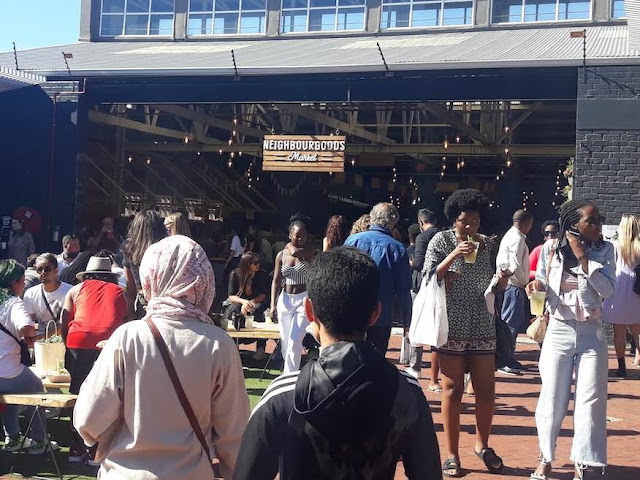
[387,335,640,480]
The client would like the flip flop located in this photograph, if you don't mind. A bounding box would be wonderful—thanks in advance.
[530,475,548,480]
[443,457,462,477]
[475,447,504,474]
[428,384,443,393]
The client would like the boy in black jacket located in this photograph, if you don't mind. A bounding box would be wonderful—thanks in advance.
[233,247,442,480]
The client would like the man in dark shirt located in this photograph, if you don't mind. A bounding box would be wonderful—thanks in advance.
[406,208,440,384]
[233,247,442,480]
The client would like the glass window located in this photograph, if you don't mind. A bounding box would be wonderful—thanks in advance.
[282,0,366,32]
[188,0,267,34]
[492,0,591,23]
[612,0,625,17]
[101,0,175,36]
[381,0,473,28]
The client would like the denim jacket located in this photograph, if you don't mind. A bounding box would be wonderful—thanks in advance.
[536,239,616,316]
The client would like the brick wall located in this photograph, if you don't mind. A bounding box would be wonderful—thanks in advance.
[575,66,640,224]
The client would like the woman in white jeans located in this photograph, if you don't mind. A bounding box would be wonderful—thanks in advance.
[529,200,616,480]
[271,218,315,372]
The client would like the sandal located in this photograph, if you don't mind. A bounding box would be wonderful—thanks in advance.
[475,447,504,474]
[443,457,462,477]
[428,384,443,393]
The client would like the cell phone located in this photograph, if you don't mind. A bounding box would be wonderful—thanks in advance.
[568,229,583,239]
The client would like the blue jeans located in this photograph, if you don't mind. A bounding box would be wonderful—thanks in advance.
[501,285,528,349]
[535,318,608,467]
[0,366,46,441]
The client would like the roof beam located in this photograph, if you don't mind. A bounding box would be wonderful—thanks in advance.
[421,103,494,146]
[493,101,543,145]
[275,104,395,145]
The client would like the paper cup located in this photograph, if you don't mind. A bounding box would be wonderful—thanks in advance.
[530,291,546,316]
[463,241,479,264]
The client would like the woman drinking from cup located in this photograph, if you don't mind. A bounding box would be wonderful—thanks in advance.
[529,200,615,480]
[422,189,504,477]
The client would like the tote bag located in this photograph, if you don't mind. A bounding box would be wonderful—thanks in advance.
[409,274,448,347]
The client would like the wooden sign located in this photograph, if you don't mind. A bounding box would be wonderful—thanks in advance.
[262,135,345,172]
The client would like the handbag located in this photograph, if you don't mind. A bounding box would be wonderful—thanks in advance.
[34,321,65,374]
[409,274,448,348]
[145,318,216,476]
[41,285,61,323]
[0,322,32,366]
[399,334,411,365]
[526,315,548,344]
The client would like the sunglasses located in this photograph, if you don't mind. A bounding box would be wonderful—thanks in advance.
[543,231,559,237]
[251,261,260,265]
[36,266,54,274]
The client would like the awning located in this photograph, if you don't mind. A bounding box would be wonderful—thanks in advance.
[0,66,46,93]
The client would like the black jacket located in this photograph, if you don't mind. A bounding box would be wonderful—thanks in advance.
[412,227,439,293]
[233,341,442,480]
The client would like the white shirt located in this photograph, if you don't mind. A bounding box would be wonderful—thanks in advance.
[230,235,244,258]
[57,254,73,275]
[0,297,34,378]
[496,226,530,288]
[23,282,73,331]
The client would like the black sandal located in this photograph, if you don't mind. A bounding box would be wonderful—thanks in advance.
[443,457,462,477]
[475,447,504,474]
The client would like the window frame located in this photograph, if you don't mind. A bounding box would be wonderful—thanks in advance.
[379,0,475,31]
[489,0,593,25]
[100,0,176,37]
[610,0,625,19]
[187,0,269,36]
[280,0,368,34]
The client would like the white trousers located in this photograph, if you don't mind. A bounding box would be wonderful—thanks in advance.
[535,318,608,467]
[277,291,308,373]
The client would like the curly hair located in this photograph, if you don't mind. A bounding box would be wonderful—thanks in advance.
[350,214,371,234]
[444,189,490,223]
[325,215,349,248]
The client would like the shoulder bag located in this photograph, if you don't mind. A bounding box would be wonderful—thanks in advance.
[145,318,216,476]
[41,285,61,323]
[0,322,32,366]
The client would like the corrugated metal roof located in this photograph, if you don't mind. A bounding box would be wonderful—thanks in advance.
[0,24,638,78]
[0,66,46,93]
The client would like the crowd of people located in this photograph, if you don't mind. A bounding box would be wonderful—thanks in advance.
[0,191,637,479]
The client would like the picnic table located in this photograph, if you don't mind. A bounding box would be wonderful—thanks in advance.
[225,323,281,379]
[0,393,77,479]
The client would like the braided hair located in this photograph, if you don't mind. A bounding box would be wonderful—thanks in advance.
[557,199,593,271]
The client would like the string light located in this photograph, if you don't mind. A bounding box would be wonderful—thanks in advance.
[455,136,461,143]
[233,118,238,125]
[506,158,512,167]
[218,149,223,154]
[128,155,133,163]
[146,157,151,165]
[443,137,449,150]
[351,159,356,166]
[184,136,189,144]
[228,160,233,168]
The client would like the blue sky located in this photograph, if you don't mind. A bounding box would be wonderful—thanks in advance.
[0,0,81,53]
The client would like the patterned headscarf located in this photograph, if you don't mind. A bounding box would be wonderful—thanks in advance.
[139,235,215,324]
[0,260,25,306]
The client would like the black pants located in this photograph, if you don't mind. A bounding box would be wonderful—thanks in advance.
[366,326,392,355]
[65,348,101,395]
[225,302,268,349]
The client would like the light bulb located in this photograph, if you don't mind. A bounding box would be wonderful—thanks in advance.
[146,157,151,165]
[456,136,461,143]
[233,118,238,125]
[504,126,509,133]
[197,151,201,156]
[128,155,133,163]
[443,138,449,149]
[460,160,465,167]
[351,159,355,166]
[504,148,509,154]
[184,136,189,144]
[228,139,233,145]
[239,151,242,156]
[228,161,233,168]
[506,159,512,167]
[496,175,500,180]
[218,149,223,154]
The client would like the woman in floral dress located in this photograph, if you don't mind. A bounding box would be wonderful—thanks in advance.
[423,189,504,477]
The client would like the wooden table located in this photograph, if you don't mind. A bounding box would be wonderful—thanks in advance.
[42,380,71,390]
[226,328,281,340]
[0,393,77,479]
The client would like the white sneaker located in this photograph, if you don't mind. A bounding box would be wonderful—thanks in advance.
[28,436,59,455]
[405,367,420,379]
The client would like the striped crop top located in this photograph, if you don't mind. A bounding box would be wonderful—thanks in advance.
[281,250,311,286]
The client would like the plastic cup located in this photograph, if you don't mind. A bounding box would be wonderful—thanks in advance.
[245,316,254,329]
[463,241,479,264]
[530,291,546,316]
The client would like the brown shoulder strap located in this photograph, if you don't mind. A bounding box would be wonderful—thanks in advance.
[145,318,214,473]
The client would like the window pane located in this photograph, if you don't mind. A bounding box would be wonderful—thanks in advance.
[283,0,308,8]
[128,0,151,13]
[125,14,149,34]
[213,12,239,33]
[216,0,240,10]
[101,14,125,34]
[242,0,267,9]
[492,0,523,23]
[524,0,556,21]
[381,5,410,28]
[558,0,590,19]
[281,10,308,31]
[190,0,214,11]
[443,2,472,24]
[310,0,336,7]
[240,11,266,32]
[413,3,440,26]
[337,7,364,29]
[150,14,173,33]
[103,0,125,14]
[612,0,625,17]
[309,8,336,30]
[151,0,174,12]
[188,13,213,33]
[339,0,365,5]
[381,0,408,4]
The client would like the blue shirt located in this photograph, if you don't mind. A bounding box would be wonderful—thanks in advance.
[344,226,413,328]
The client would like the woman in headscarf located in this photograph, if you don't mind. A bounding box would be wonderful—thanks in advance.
[73,235,250,479]
[0,260,55,455]
[529,200,615,480]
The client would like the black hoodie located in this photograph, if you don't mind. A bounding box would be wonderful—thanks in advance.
[233,341,442,480]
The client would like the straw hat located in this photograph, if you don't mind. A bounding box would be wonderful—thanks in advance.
[76,256,116,281]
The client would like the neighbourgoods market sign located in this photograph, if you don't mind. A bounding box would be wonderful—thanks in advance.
[262,135,346,172]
